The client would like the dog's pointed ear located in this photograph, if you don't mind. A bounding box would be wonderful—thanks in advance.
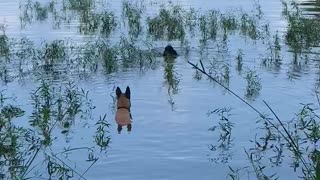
[116,87,122,98]
[125,86,131,99]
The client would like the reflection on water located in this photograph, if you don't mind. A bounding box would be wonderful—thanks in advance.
[0,0,320,179]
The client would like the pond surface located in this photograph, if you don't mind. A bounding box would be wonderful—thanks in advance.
[0,0,320,179]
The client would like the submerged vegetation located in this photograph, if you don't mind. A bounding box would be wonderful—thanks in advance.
[1,0,320,179]
[0,81,110,179]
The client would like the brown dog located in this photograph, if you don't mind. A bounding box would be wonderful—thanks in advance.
[115,86,132,134]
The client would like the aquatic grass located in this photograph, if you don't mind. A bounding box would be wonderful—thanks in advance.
[79,11,101,34]
[95,114,111,151]
[19,0,35,28]
[235,49,243,73]
[13,37,35,60]
[207,59,230,87]
[0,35,9,58]
[100,45,118,74]
[78,10,117,36]
[208,10,220,40]
[185,8,198,37]
[253,0,263,20]
[67,0,94,11]
[122,1,143,38]
[220,12,238,41]
[164,57,181,95]
[188,60,320,179]
[147,5,185,41]
[0,81,111,179]
[100,12,117,37]
[220,13,238,34]
[261,32,282,72]
[19,0,52,27]
[33,1,49,21]
[39,40,66,64]
[118,36,156,69]
[228,166,249,180]
[207,107,234,163]
[199,14,208,42]
[0,24,9,58]
[273,32,281,61]
[244,69,262,99]
[239,13,259,40]
[282,0,320,53]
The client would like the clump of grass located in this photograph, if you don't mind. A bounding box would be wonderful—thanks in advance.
[95,114,111,151]
[79,11,117,36]
[147,5,185,41]
[122,1,143,38]
[185,8,198,37]
[0,81,110,179]
[19,0,35,27]
[98,43,118,74]
[208,10,220,40]
[13,37,35,60]
[189,50,320,179]
[33,1,49,21]
[220,13,238,40]
[29,81,88,143]
[242,102,320,180]
[79,11,101,34]
[207,107,234,163]
[199,14,208,41]
[283,0,320,53]
[244,69,262,99]
[38,40,66,66]
[235,49,244,73]
[19,1,53,27]
[0,27,9,58]
[118,36,156,69]
[207,59,230,87]
[198,10,221,42]
[262,32,282,71]
[67,0,93,11]
[0,104,26,179]
[253,0,263,20]
[273,32,281,61]
[100,12,117,37]
[164,57,181,95]
[240,13,259,40]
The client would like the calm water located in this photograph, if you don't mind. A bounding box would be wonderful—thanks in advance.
[0,0,319,179]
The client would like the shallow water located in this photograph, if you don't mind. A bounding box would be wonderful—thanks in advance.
[0,0,319,179]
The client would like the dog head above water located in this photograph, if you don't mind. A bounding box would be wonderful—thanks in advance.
[115,86,132,134]
[163,45,178,57]
[116,86,131,109]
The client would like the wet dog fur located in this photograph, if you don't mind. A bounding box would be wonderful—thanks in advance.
[163,45,178,57]
[115,86,132,134]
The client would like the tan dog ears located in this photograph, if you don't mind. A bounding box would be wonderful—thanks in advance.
[116,87,122,98]
[125,86,130,99]
[116,86,131,99]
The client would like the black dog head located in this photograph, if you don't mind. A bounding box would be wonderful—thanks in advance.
[163,45,178,57]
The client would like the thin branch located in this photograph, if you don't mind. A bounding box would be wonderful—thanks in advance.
[50,153,88,180]
[188,60,263,117]
[188,60,313,178]
[78,158,98,180]
[263,100,313,178]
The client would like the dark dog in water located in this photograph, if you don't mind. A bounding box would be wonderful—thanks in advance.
[163,45,178,57]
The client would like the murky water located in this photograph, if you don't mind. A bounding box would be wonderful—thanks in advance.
[1,0,320,179]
